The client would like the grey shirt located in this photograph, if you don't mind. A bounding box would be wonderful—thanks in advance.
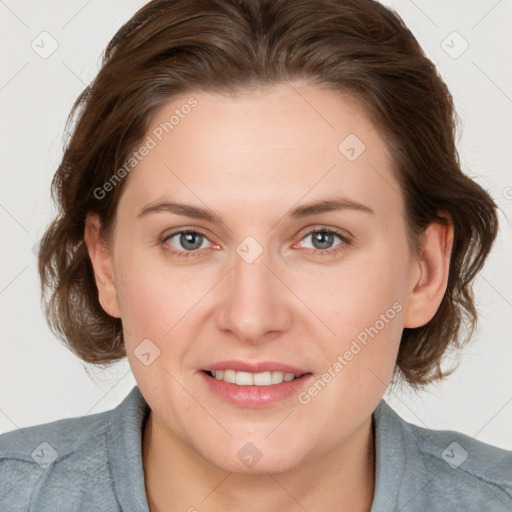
[1,386,511,511]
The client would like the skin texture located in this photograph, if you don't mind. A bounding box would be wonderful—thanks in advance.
[84,82,454,512]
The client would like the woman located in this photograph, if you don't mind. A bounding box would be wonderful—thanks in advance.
[1,0,511,510]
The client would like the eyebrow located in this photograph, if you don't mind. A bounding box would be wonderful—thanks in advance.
[137,197,374,223]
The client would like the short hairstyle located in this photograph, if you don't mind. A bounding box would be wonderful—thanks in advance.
[38,0,499,388]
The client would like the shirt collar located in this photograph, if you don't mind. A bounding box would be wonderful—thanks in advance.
[371,397,429,510]
[108,385,151,512]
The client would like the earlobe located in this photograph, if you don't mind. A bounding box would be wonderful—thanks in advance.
[83,213,121,318]
[403,216,454,329]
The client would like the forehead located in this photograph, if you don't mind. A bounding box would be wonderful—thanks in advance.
[118,83,402,222]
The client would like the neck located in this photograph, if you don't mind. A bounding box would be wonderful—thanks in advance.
[142,412,375,512]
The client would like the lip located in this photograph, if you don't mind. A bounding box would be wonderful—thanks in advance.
[202,360,310,374]
[199,372,313,408]
[198,361,313,408]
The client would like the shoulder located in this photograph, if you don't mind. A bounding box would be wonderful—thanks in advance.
[411,420,512,497]
[374,401,512,511]
[0,402,120,510]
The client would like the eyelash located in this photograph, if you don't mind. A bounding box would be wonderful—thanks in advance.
[160,226,352,259]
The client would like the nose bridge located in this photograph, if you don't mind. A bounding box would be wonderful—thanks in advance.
[216,239,291,341]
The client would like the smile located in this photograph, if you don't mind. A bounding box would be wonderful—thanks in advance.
[200,370,313,408]
[206,369,304,386]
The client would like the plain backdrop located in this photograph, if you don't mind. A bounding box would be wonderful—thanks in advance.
[0,0,511,450]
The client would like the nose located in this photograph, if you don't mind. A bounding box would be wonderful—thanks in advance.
[215,245,293,345]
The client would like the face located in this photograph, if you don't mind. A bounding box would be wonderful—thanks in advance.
[90,83,431,474]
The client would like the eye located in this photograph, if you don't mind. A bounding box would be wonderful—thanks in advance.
[162,229,214,257]
[296,227,350,256]
[161,226,351,259]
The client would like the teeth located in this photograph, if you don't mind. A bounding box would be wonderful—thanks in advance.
[210,370,300,386]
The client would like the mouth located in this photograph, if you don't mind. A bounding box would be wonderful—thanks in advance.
[199,365,314,408]
[202,369,310,386]
[198,360,313,407]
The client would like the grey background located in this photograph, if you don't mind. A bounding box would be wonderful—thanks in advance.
[1,0,511,449]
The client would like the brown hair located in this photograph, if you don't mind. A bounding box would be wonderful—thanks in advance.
[38,0,499,388]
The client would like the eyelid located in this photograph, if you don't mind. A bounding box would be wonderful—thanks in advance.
[161,224,352,242]
[161,226,211,241]
[295,224,353,243]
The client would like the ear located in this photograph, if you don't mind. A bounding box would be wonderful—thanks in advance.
[83,213,121,319]
[403,214,454,328]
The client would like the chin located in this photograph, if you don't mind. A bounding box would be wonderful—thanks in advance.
[201,438,308,476]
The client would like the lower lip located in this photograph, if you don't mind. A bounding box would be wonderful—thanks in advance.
[199,371,313,408]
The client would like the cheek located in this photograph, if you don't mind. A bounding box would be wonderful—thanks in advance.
[113,246,220,367]
[302,240,408,386]
[302,243,408,337]
[113,247,179,338]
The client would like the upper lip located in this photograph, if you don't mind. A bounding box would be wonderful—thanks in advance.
[202,360,311,375]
